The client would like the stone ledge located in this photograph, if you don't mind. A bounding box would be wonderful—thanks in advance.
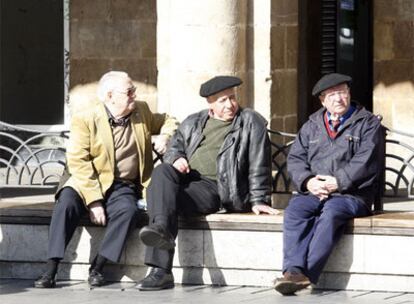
[2,194,414,291]
[1,224,414,291]
[1,199,414,235]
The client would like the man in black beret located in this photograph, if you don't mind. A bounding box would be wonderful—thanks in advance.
[274,73,384,295]
[137,75,278,291]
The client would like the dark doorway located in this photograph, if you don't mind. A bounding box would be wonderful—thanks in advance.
[298,0,373,127]
[0,0,64,125]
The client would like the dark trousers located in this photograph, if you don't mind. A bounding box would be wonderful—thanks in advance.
[144,163,221,270]
[282,194,370,283]
[47,181,140,263]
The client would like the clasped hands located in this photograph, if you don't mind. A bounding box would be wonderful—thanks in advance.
[306,175,338,201]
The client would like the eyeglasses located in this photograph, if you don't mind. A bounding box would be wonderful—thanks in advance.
[321,89,349,99]
[114,86,136,97]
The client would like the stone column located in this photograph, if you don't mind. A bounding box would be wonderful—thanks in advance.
[373,0,414,131]
[246,0,273,123]
[157,0,248,121]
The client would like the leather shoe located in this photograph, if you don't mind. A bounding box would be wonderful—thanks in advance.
[136,267,174,291]
[34,273,56,288]
[274,272,311,295]
[139,224,175,250]
[88,269,106,287]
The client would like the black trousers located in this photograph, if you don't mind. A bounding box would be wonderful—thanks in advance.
[144,163,221,270]
[47,181,140,263]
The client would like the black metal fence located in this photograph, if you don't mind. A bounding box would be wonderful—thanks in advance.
[2,120,414,211]
[0,121,68,190]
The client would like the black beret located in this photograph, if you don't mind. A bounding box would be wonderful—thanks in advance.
[199,76,242,97]
[312,73,352,96]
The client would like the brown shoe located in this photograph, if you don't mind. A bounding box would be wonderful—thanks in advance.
[273,272,311,295]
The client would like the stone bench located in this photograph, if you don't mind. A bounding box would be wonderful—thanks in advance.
[1,194,414,292]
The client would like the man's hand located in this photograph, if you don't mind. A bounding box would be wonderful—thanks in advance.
[89,201,106,226]
[306,176,330,200]
[317,175,338,193]
[306,175,338,200]
[173,157,190,174]
[153,135,169,155]
[252,204,280,215]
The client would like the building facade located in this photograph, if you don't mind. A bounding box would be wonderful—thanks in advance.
[0,0,413,134]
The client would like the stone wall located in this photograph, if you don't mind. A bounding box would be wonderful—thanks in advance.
[373,0,414,130]
[269,0,298,133]
[69,0,157,112]
[67,0,299,126]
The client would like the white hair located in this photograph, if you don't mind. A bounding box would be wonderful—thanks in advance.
[97,71,130,102]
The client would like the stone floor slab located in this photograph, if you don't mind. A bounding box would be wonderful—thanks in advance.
[2,279,414,304]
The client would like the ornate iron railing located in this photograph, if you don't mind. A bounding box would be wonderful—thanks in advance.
[0,121,68,189]
[2,119,414,211]
[383,127,414,198]
[267,125,414,211]
[267,129,296,194]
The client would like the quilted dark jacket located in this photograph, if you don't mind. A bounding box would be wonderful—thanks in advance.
[163,108,272,212]
[287,103,384,209]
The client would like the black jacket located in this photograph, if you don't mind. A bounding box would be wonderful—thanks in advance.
[163,108,272,212]
[287,103,384,209]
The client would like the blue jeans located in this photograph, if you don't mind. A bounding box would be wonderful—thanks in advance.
[282,194,370,283]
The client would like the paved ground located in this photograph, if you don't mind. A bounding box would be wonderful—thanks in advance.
[1,279,414,304]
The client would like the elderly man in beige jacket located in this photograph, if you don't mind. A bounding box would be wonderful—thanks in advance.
[34,71,178,288]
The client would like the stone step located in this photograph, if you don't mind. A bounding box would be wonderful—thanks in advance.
[1,199,414,292]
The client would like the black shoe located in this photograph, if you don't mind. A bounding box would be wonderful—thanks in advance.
[139,224,175,250]
[88,269,106,287]
[136,267,174,291]
[34,273,56,288]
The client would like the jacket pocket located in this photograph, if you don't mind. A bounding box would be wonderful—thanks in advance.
[344,134,360,159]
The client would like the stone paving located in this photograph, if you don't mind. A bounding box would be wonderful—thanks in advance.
[1,279,414,304]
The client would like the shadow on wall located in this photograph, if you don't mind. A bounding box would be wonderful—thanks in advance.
[316,233,355,290]
[69,0,157,94]
[0,221,82,294]
[178,226,226,286]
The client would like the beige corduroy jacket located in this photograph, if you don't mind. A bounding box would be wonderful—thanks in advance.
[61,100,178,206]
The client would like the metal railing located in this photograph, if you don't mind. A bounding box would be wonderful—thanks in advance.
[383,127,414,199]
[267,125,414,211]
[0,121,68,189]
[2,120,414,211]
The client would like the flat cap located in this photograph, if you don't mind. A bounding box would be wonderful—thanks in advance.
[312,73,352,96]
[199,76,242,97]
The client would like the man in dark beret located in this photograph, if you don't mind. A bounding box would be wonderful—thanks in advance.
[137,75,278,291]
[274,73,384,295]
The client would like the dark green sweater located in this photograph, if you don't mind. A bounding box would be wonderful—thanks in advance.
[189,117,232,180]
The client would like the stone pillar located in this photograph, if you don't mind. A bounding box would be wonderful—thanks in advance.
[246,0,273,122]
[373,0,414,130]
[157,0,248,121]
[373,0,414,189]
